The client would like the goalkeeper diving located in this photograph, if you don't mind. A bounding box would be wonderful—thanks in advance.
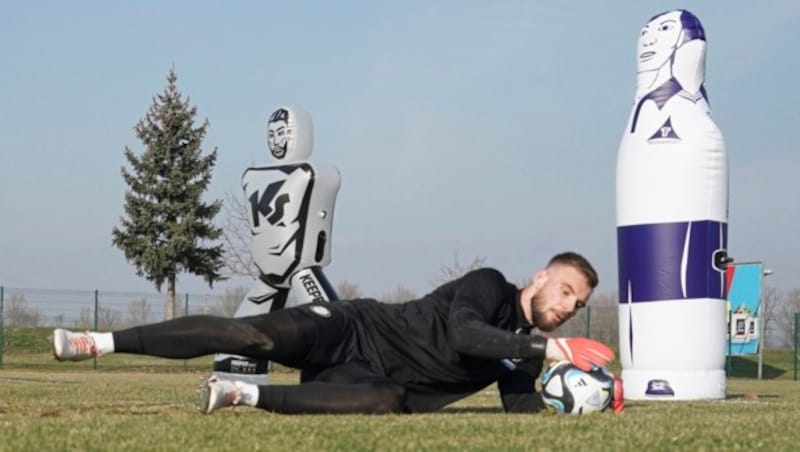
[52,252,621,414]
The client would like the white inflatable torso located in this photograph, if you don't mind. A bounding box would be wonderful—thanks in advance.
[243,161,341,289]
[615,10,729,400]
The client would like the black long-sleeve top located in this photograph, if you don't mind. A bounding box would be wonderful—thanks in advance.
[348,267,547,412]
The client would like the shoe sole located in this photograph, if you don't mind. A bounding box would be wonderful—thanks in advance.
[196,377,214,414]
[52,329,66,362]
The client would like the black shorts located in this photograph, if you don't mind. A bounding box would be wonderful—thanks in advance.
[260,300,375,372]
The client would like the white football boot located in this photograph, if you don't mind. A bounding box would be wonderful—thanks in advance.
[196,375,243,414]
[52,328,98,361]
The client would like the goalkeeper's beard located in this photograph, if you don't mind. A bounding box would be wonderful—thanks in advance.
[529,294,558,332]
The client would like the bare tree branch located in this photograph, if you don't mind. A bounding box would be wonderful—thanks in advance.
[4,293,41,327]
[431,252,486,287]
[220,188,258,278]
[379,285,417,304]
[772,287,800,348]
[336,280,363,299]
[208,286,249,317]
[127,297,153,326]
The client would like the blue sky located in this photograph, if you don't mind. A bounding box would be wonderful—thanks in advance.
[1,1,798,297]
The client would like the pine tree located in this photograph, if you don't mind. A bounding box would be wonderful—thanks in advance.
[112,69,224,319]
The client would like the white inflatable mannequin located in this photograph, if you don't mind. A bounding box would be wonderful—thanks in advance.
[213,107,341,384]
[616,10,729,400]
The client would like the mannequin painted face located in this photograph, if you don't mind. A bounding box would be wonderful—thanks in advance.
[267,109,291,159]
[637,9,706,76]
[637,10,683,73]
[265,106,314,162]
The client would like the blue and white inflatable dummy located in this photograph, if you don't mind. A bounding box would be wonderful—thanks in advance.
[213,107,342,384]
[616,10,729,400]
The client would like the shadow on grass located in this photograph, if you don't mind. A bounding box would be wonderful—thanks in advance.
[0,375,82,384]
[440,406,505,414]
[727,393,780,400]
[726,356,786,379]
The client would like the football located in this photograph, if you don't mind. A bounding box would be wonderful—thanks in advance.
[540,360,616,415]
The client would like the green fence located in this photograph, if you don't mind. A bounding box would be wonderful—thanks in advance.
[795,312,799,380]
[0,285,228,371]
[1,286,798,380]
[1,286,4,369]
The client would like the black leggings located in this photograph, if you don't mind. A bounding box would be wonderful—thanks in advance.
[113,309,317,368]
[112,304,407,414]
[257,360,407,414]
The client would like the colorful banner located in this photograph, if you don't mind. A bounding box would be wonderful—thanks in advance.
[726,262,763,355]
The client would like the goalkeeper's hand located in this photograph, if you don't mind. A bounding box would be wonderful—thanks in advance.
[545,337,615,372]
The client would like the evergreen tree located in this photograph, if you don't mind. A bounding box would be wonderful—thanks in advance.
[112,69,224,319]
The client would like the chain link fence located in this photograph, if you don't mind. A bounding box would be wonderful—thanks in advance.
[795,312,800,380]
[0,286,796,380]
[0,286,229,329]
[0,285,230,371]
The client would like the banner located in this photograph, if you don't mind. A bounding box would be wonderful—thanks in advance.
[726,262,763,355]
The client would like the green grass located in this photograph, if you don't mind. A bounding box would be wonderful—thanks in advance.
[2,329,799,451]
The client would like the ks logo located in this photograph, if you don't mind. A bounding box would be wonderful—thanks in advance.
[249,180,290,228]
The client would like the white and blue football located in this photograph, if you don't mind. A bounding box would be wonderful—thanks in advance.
[541,360,615,415]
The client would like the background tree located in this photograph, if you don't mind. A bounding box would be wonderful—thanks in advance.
[126,297,153,326]
[75,306,121,330]
[4,293,41,327]
[220,188,258,277]
[431,252,486,286]
[336,280,363,299]
[773,288,800,348]
[112,69,224,319]
[208,286,249,317]
[379,285,417,304]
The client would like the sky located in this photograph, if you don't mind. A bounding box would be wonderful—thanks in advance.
[1,1,798,299]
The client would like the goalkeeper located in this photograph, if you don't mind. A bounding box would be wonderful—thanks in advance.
[52,251,615,414]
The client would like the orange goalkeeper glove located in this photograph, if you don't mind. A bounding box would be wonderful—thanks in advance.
[545,337,615,372]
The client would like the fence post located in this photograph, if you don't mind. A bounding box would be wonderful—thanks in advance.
[585,306,591,338]
[0,286,4,369]
[794,312,798,381]
[93,289,99,371]
[726,310,733,376]
[184,293,189,372]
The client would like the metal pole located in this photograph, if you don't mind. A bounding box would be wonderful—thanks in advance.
[0,286,4,369]
[757,268,772,380]
[794,312,798,381]
[727,309,733,376]
[757,267,764,379]
[585,306,591,338]
[757,297,764,379]
[184,293,189,372]
[94,289,99,371]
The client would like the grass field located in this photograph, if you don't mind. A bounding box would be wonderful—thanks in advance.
[1,329,799,451]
